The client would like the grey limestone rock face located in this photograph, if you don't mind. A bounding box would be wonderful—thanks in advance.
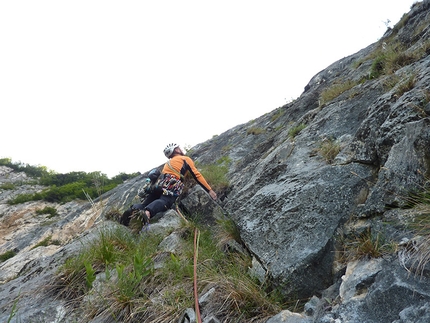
[1,1,430,322]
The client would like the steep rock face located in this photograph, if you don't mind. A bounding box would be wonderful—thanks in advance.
[1,2,430,322]
[190,0,430,311]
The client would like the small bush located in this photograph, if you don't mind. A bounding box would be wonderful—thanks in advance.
[0,158,49,178]
[3,159,139,205]
[369,55,386,79]
[7,193,36,205]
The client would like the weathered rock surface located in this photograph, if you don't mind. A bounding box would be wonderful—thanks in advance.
[1,1,430,322]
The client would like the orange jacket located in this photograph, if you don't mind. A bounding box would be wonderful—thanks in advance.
[162,155,212,192]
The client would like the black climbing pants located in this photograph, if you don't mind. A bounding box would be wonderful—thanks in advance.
[120,192,177,226]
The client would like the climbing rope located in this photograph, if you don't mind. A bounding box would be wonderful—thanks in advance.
[193,227,202,323]
[175,204,189,223]
[175,204,201,322]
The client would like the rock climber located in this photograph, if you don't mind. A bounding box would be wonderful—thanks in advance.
[120,143,217,227]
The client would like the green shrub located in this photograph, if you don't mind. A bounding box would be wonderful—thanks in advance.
[0,158,49,178]
[2,158,140,205]
[369,55,386,79]
[8,193,37,205]
[7,169,139,205]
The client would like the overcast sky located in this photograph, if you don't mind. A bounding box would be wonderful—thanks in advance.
[0,1,417,177]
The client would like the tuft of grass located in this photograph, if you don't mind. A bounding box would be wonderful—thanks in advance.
[382,74,401,91]
[104,207,122,222]
[337,227,397,263]
[395,73,418,97]
[368,42,417,79]
[199,157,230,193]
[215,217,242,248]
[31,235,61,250]
[408,213,430,277]
[0,250,17,263]
[271,108,285,122]
[0,183,15,190]
[36,206,58,218]
[318,138,341,164]
[401,179,430,276]
[319,80,358,106]
[391,13,410,35]
[247,126,266,135]
[288,123,306,139]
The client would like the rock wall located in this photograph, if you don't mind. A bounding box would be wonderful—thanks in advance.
[1,1,430,322]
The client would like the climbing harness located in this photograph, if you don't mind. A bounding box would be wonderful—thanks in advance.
[166,159,184,180]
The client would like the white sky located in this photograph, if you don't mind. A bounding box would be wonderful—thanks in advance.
[0,1,417,178]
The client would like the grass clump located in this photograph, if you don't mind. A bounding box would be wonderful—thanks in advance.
[247,126,265,135]
[407,212,430,277]
[321,80,359,104]
[395,73,418,97]
[368,42,417,79]
[0,182,15,190]
[318,138,341,164]
[319,80,358,106]
[401,179,430,276]
[288,123,306,139]
[31,235,61,250]
[0,250,17,263]
[337,226,397,263]
[270,108,285,122]
[198,157,230,193]
[36,206,58,218]
[51,218,286,322]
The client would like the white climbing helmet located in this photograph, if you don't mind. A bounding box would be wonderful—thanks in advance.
[163,143,180,158]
